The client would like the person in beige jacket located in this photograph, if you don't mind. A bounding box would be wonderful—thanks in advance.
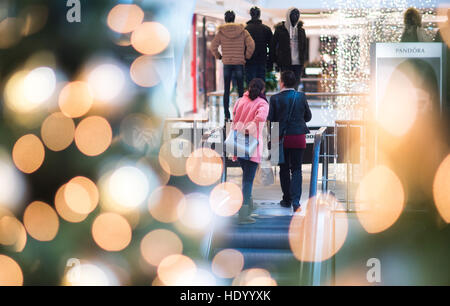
[211,10,255,120]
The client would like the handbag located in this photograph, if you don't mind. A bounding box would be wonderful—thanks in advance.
[224,99,259,159]
[272,91,298,165]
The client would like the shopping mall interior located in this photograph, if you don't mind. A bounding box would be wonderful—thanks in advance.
[0,0,449,287]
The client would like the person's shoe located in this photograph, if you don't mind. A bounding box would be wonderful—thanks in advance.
[280,200,291,208]
[238,205,256,224]
[292,205,301,214]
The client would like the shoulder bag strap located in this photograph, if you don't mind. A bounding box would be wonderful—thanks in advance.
[281,91,299,137]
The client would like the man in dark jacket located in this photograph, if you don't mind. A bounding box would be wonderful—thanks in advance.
[271,8,307,88]
[245,6,273,83]
[268,71,312,212]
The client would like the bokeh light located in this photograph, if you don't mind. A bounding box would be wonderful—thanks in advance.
[107,4,144,34]
[64,176,99,215]
[0,155,26,212]
[58,81,94,118]
[186,148,223,186]
[41,112,75,151]
[23,67,56,105]
[0,255,23,286]
[437,6,450,48]
[140,229,183,266]
[0,216,27,252]
[157,255,197,286]
[131,22,170,55]
[356,166,405,233]
[23,201,59,242]
[209,182,243,217]
[130,55,161,88]
[92,212,132,252]
[64,262,119,286]
[55,184,89,223]
[433,154,450,223]
[108,166,150,209]
[158,138,192,177]
[12,134,45,174]
[74,116,112,156]
[232,268,276,286]
[148,186,185,223]
[177,193,212,234]
[377,68,419,137]
[87,63,126,103]
[20,4,48,36]
[211,249,244,279]
[289,197,348,262]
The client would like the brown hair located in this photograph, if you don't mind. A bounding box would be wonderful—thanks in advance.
[248,78,265,100]
[404,7,422,27]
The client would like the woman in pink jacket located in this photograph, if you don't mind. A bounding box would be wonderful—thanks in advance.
[232,78,269,224]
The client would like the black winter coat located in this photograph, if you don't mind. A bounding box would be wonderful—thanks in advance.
[268,90,311,136]
[245,19,273,66]
[271,21,307,67]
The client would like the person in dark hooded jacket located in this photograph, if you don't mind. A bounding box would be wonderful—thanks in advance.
[271,8,307,88]
[245,6,273,83]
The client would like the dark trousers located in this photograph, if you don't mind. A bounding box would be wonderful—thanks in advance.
[279,148,305,208]
[245,64,266,84]
[238,158,259,206]
[281,65,303,89]
[224,65,244,120]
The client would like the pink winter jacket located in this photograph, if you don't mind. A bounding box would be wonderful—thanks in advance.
[231,92,269,163]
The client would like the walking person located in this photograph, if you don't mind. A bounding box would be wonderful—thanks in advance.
[268,71,312,213]
[400,7,433,42]
[231,78,269,224]
[211,10,255,121]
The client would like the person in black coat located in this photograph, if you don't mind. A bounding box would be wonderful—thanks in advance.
[268,71,312,213]
[271,8,307,88]
[245,6,273,83]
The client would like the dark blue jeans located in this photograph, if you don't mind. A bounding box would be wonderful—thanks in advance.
[279,148,305,208]
[245,64,266,84]
[224,65,244,120]
[238,158,259,206]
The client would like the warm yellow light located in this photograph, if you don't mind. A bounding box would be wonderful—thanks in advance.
[107,4,144,34]
[55,184,88,223]
[232,269,276,286]
[186,148,223,186]
[23,201,59,242]
[59,81,94,118]
[23,67,56,104]
[157,255,196,286]
[209,182,243,217]
[148,186,185,223]
[433,154,450,223]
[211,249,244,279]
[12,134,45,174]
[140,229,183,266]
[356,166,405,233]
[64,177,99,215]
[108,166,150,209]
[0,216,27,252]
[41,112,75,152]
[131,22,170,55]
[92,213,132,252]
[158,138,191,177]
[289,198,348,262]
[87,64,125,102]
[74,116,112,156]
[177,193,212,234]
[0,255,23,286]
[0,18,23,49]
[130,55,161,87]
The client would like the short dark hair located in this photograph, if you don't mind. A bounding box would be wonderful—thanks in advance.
[250,7,261,19]
[224,10,235,23]
[404,7,421,26]
[281,71,297,88]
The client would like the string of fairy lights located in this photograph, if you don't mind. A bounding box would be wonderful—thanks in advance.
[319,0,438,123]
